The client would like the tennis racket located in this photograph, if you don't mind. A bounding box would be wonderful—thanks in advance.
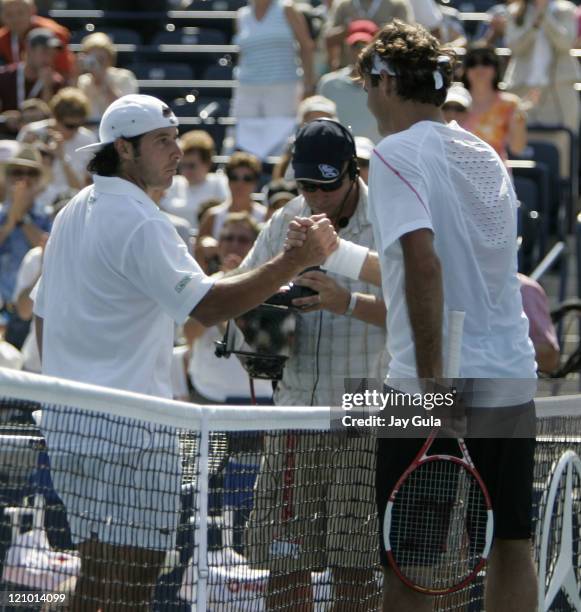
[383,310,494,595]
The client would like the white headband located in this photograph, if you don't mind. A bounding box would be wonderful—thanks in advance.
[370,53,450,90]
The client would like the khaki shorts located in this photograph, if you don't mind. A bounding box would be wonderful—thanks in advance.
[244,432,378,573]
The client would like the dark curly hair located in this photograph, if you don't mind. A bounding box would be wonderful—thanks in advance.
[461,45,501,92]
[86,135,143,176]
[356,20,456,107]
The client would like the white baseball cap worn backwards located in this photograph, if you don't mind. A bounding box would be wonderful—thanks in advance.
[76,94,179,153]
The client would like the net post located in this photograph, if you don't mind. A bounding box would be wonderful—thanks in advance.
[196,412,210,608]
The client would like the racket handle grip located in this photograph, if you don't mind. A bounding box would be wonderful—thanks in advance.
[445,310,465,379]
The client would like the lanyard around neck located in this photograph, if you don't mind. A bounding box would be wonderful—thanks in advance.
[17,62,44,109]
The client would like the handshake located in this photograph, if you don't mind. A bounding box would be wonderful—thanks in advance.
[282,213,338,269]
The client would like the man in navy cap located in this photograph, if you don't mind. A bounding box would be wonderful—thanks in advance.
[240,118,387,609]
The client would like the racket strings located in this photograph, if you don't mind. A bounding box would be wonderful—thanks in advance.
[390,461,490,591]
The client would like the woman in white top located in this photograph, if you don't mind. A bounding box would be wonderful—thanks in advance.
[197,151,267,242]
[233,0,315,119]
[160,130,228,229]
[76,32,138,122]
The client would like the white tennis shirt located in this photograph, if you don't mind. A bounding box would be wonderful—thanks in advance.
[33,175,214,398]
[368,121,536,406]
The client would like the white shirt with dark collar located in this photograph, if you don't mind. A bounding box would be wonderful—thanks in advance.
[33,175,214,398]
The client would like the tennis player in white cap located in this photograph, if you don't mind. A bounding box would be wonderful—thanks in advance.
[32,94,336,610]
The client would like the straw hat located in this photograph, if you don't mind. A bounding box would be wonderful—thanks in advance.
[6,144,43,171]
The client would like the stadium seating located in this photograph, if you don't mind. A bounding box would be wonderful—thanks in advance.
[152,27,228,46]
[202,63,234,81]
[526,141,563,236]
[509,160,551,263]
[130,62,196,81]
[70,26,143,45]
[528,125,579,233]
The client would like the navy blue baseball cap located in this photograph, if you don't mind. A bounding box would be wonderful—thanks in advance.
[292,119,356,183]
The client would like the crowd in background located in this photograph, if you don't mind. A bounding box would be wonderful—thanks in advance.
[0,0,577,390]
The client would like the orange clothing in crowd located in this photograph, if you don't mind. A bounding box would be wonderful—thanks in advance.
[463,92,519,162]
[0,14,75,80]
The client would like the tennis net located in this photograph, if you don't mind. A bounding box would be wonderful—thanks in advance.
[0,368,579,611]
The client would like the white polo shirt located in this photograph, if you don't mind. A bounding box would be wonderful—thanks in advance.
[33,175,214,398]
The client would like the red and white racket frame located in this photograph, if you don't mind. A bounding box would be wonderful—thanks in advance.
[383,429,495,594]
[382,310,494,595]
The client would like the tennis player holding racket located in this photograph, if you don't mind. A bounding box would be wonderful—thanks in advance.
[288,20,538,612]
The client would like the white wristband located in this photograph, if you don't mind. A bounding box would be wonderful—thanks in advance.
[322,239,369,280]
[344,292,357,316]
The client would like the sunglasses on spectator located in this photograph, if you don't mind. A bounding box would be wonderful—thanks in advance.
[227,173,256,183]
[8,168,41,179]
[220,233,254,244]
[443,103,468,113]
[465,56,496,69]
[180,162,199,170]
[61,121,83,130]
[297,168,348,193]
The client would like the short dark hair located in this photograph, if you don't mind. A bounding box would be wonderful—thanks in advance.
[461,45,501,92]
[86,135,142,176]
[357,20,455,107]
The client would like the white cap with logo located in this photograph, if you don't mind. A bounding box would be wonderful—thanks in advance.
[76,94,179,153]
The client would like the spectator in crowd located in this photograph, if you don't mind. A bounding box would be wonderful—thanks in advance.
[0,96,51,136]
[318,20,381,143]
[185,212,273,404]
[0,140,19,200]
[462,45,527,161]
[441,82,472,124]
[0,0,75,80]
[76,32,139,122]
[18,87,96,192]
[0,145,51,307]
[504,0,580,134]
[20,97,50,124]
[242,119,386,611]
[324,0,413,71]
[11,227,48,372]
[197,152,266,241]
[264,177,298,220]
[474,0,518,48]
[408,0,442,35]
[232,0,315,151]
[518,273,560,373]
[438,2,468,48]
[270,95,337,181]
[160,130,228,229]
[297,94,337,124]
[0,28,64,114]
[355,135,374,183]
